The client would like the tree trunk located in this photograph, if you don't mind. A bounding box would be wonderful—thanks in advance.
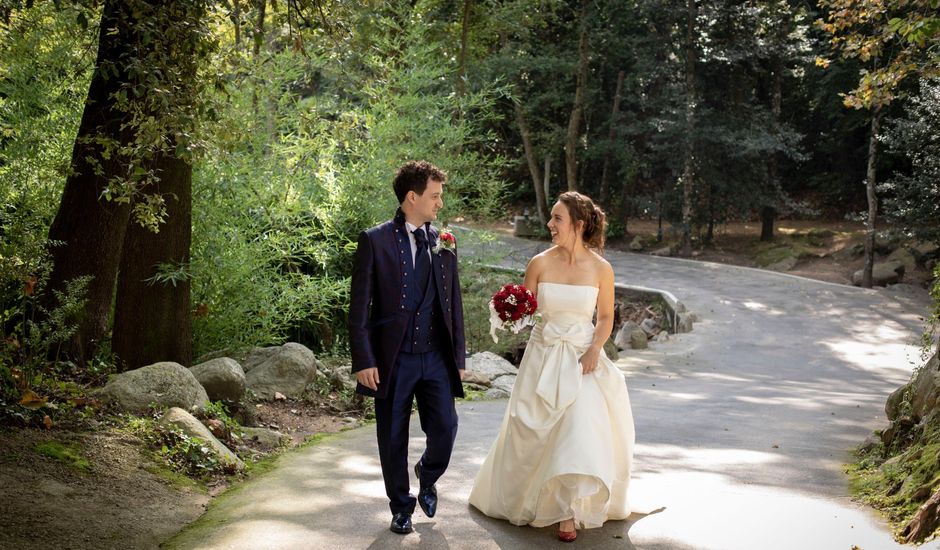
[252,0,266,57]
[762,58,783,243]
[514,99,548,225]
[862,106,882,289]
[564,0,590,191]
[43,0,142,364]
[456,0,471,100]
[679,0,697,257]
[760,206,776,242]
[544,156,552,206]
[599,70,624,206]
[112,150,193,371]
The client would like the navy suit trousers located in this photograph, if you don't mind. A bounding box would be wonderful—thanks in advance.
[374,347,458,515]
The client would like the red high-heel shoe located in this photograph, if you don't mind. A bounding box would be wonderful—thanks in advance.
[558,521,577,542]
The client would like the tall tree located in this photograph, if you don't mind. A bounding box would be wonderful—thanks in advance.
[43,0,212,366]
[818,0,940,287]
[678,0,697,256]
[598,70,624,206]
[564,0,590,191]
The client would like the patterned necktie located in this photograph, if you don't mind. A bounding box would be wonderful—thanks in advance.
[413,227,430,286]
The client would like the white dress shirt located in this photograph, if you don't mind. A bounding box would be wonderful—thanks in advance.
[405,221,433,267]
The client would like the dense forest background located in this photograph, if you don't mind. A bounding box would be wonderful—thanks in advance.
[0,0,937,380]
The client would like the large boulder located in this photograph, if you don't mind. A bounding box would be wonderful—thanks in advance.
[676,313,694,333]
[767,256,798,272]
[603,338,619,361]
[833,242,864,260]
[189,358,246,403]
[629,236,644,251]
[852,260,905,286]
[466,352,516,381]
[240,347,281,373]
[485,374,516,399]
[238,426,289,451]
[614,321,641,350]
[461,370,492,387]
[513,216,541,238]
[910,352,940,422]
[245,343,319,399]
[160,407,244,471]
[629,329,648,350]
[885,383,910,421]
[316,363,356,393]
[887,248,917,275]
[97,362,208,414]
[874,232,903,255]
[912,241,939,264]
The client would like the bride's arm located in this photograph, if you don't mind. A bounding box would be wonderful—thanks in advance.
[523,255,544,300]
[593,262,616,343]
[582,261,615,374]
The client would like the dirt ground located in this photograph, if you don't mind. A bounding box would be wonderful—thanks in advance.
[0,426,207,550]
[0,397,361,550]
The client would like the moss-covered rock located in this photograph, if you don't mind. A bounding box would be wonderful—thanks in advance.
[851,351,940,543]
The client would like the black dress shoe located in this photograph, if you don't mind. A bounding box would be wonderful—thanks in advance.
[389,512,413,534]
[414,463,438,518]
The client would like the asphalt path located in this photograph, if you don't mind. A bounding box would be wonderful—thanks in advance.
[167,233,934,550]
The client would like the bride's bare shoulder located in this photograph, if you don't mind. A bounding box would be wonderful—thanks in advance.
[529,247,559,265]
[589,250,614,276]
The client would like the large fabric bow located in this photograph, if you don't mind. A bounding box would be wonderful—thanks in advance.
[535,322,594,410]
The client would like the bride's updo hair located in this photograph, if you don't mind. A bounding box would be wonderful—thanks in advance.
[558,191,607,250]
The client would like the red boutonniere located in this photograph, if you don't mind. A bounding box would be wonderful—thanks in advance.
[432,230,457,254]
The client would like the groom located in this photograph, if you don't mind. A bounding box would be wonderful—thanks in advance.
[348,160,466,534]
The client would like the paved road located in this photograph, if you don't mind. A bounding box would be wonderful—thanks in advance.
[167,234,934,550]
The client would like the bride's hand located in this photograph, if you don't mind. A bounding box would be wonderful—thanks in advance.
[579,345,601,374]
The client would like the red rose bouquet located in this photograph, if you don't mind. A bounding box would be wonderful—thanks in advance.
[489,283,539,343]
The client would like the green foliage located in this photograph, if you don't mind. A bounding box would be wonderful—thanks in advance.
[189,7,507,356]
[0,4,96,393]
[925,263,940,358]
[850,417,940,541]
[35,440,91,472]
[817,0,940,110]
[202,400,238,434]
[126,415,228,478]
[880,78,940,244]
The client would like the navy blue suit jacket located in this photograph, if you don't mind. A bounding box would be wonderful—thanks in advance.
[348,212,466,399]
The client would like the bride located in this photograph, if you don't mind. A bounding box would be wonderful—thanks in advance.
[469,191,635,542]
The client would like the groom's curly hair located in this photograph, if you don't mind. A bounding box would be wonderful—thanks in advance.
[393,160,447,204]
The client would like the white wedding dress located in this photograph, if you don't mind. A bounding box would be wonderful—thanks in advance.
[469,282,635,529]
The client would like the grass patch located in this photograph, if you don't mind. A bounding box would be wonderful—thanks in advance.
[142,459,206,492]
[849,418,940,541]
[35,441,91,472]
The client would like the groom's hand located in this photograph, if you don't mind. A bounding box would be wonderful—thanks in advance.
[458,369,465,381]
[356,367,380,391]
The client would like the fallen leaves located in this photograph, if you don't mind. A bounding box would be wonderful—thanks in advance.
[18,389,48,410]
